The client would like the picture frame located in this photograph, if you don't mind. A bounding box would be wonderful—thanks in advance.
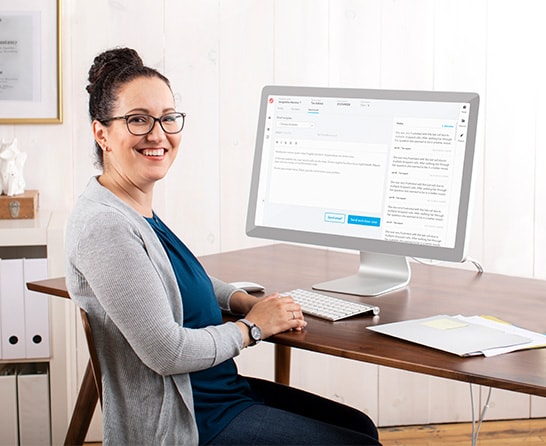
[0,0,62,124]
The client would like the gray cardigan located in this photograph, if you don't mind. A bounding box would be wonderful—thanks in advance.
[65,177,244,445]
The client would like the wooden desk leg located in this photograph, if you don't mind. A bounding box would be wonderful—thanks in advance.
[274,344,291,385]
[64,361,98,446]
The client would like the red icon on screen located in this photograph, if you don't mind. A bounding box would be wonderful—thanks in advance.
[269,97,274,103]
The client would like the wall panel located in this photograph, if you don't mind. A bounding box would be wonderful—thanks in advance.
[481,388,531,420]
[328,0,382,88]
[218,0,275,253]
[274,0,330,86]
[532,2,546,279]
[379,0,434,90]
[483,1,538,276]
[532,396,546,418]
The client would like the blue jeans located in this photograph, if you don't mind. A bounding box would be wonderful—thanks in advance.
[208,377,381,445]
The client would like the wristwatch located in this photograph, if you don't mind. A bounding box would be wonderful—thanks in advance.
[239,319,262,346]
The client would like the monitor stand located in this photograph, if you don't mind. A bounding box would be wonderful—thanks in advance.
[313,251,410,297]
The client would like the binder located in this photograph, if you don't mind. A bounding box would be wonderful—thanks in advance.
[23,258,50,358]
[17,363,51,445]
[0,365,18,446]
[0,259,26,359]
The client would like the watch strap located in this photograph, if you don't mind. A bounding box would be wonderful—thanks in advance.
[239,318,261,346]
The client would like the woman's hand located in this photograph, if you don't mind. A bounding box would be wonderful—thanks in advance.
[240,293,307,339]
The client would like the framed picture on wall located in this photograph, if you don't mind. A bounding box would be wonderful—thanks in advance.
[0,0,62,124]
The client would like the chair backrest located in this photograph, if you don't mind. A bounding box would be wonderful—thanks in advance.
[79,308,103,407]
[25,279,101,445]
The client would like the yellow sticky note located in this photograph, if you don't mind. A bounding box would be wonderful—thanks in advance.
[480,315,511,325]
[422,318,468,330]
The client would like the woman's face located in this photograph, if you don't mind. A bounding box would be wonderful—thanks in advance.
[95,76,182,189]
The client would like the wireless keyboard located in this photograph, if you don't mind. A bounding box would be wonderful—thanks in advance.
[282,288,380,321]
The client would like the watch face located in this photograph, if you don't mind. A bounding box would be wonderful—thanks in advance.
[250,326,262,342]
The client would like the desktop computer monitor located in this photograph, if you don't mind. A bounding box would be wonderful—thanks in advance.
[246,86,479,296]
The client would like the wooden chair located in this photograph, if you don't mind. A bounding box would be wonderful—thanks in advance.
[79,309,102,406]
[26,278,101,446]
[63,309,102,446]
[27,277,291,444]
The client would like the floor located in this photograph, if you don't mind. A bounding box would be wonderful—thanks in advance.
[378,418,546,445]
[85,418,546,445]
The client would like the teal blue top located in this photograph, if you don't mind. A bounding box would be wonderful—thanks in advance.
[145,214,256,444]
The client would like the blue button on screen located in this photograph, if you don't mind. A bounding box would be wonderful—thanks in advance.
[348,215,381,227]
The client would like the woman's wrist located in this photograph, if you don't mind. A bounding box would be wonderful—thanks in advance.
[235,320,251,348]
[229,290,257,315]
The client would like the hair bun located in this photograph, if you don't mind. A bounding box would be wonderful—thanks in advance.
[86,47,143,94]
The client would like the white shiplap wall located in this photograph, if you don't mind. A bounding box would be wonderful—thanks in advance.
[1,0,545,432]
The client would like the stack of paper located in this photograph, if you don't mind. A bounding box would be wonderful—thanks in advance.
[367,314,546,357]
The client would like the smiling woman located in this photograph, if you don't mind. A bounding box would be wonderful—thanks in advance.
[90,75,182,216]
[64,47,380,446]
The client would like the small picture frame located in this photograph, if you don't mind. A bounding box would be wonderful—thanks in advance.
[0,0,62,124]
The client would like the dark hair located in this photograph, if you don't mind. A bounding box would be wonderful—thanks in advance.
[86,47,171,168]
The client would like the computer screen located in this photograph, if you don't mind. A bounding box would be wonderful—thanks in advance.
[246,86,479,296]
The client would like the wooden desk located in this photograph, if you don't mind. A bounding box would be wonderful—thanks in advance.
[199,244,546,397]
[28,243,546,400]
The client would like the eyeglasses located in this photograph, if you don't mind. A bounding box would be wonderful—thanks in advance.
[102,112,186,136]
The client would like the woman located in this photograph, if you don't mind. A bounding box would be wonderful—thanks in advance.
[65,47,381,445]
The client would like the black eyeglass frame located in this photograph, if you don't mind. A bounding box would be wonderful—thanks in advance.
[101,112,186,136]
